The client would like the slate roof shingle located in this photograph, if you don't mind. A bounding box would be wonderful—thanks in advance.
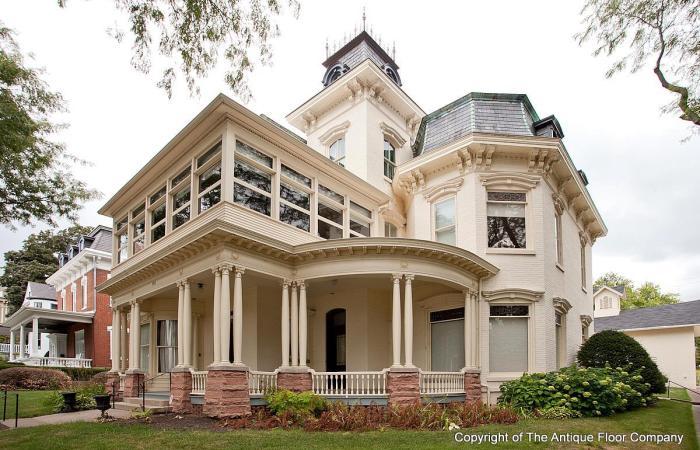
[594,300,700,332]
[27,281,55,300]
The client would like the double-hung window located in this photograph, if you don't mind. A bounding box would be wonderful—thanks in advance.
[71,283,77,311]
[385,222,398,237]
[171,166,191,230]
[580,241,587,289]
[234,140,273,216]
[434,197,456,245]
[554,213,563,265]
[349,201,372,237]
[115,217,128,263]
[279,164,312,231]
[555,312,564,369]
[489,305,529,372]
[383,139,396,179]
[329,137,345,167]
[196,142,222,213]
[81,275,88,309]
[487,192,526,248]
[130,204,146,255]
[317,184,344,239]
[149,186,167,243]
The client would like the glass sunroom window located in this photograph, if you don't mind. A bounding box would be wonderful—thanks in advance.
[234,141,273,216]
[171,166,191,230]
[196,142,222,213]
[318,184,344,239]
[349,201,371,237]
[279,164,311,232]
[149,186,166,243]
[487,191,526,248]
[131,204,146,255]
[115,216,128,263]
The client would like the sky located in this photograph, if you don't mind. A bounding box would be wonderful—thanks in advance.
[1,1,699,300]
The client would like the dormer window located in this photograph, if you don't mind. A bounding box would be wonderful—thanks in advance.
[329,138,346,167]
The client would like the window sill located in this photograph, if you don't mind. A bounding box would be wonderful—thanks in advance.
[485,248,536,256]
[555,263,565,273]
[383,176,393,183]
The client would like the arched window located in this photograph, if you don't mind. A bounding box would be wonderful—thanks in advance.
[383,139,396,179]
[329,137,345,167]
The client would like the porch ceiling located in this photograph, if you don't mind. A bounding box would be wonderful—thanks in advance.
[4,307,94,330]
[98,218,499,296]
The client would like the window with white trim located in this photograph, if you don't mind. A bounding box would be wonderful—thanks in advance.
[385,222,398,237]
[582,324,589,343]
[383,139,396,179]
[234,140,273,216]
[81,275,88,309]
[554,213,563,265]
[487,191,526,248]
[107,325,113,360]
[349,201,372,237]
[171,166,191,230]
[61,290,66,311]
[317,184,344,239]
[115,216,128,263]
[71,283,77,311]
[329,137,345,166]
[580,240,587,289]
[489,305,529,372]
[279,164,311,231]
[149,186,166,243]
[555,312,566,369]
[434,197,456,245]
[196,141,222,213]
[130,203,146,255]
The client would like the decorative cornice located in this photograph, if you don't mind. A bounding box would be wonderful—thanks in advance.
[378,203,407,227]
[379,122,407,147]
[552,296,573,314]
[580,314,593,327]
[422,177,464,203]
[318,120,351,145]
[552,192,566,215]
[481,288,544,303]
[479,172,540,190]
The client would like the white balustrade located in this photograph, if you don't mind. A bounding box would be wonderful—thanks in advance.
[24,357,92,368]
[0,344,29,355]
[419,371,465,395]
[190,370,208,395]
[249,371,277,396]
[311,371,387,397]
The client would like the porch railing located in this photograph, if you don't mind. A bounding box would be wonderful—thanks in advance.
[311,370,387,397]
[419,371,465,395]
[191,370,208,395]
[0,344,29,355]
[24,357,92,368]
[249,371,277,396]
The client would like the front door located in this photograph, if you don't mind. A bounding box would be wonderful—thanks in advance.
[326,309,346,371]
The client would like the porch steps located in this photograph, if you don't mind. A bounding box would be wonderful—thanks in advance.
[146,376,170,393]
[114,394,171,414]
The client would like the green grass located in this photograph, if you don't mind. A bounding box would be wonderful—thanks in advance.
[660,387,692,401]
[0,399,696,449]
[0,390,56,419]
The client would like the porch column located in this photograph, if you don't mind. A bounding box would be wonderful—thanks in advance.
[391,274,402,367]
[177,282,184,365]
[192,314,199,369]
[281,280,290,367]
[403,275,414,367]
[183,280,192,367]
[31,317,39,356]
[464,290,473,368]
[291,281,298,366]
[299,281,307,367]
[212,267,222,364]
[9,330,15,362]
[19,324,25,359]
[112,308,121,372]
[120,310,128,371]
[233,267,244,366]
[220,265,231,364]
[472,292,480,367]
[129,301,141,371]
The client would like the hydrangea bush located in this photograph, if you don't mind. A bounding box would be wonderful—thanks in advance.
[498,366,655,417]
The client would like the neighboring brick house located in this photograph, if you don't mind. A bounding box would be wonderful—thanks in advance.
[4,226,113,368]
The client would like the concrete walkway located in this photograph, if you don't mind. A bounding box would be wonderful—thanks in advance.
[1,408,131,429]
[686,389,700,446]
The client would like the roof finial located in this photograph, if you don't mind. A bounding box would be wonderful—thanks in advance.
[362,6,366,31]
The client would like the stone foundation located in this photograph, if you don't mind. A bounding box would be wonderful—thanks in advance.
[170,369,193,413]
[123,372,144,398]
[203,366,250,418]
[105,372,123,402]
[387,368,420,406]
[464,370,482,403]
[277,370,312,392]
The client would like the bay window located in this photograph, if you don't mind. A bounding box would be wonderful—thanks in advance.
[487,191,526,248]
[383,139,396,179]
[130,203,146,255]
[115,216,128,263]
[329,137,345,166]
[279,164,311,231]
[149,186,166,243]
[196,142,222,213]
[349,201,372,237]
[489,305,529,372]
[234,140,273,216]
[171,166,191,230]
[434,197,456,245]
[318,184,344,239]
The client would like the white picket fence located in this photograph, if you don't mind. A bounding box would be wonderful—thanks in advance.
[419,371,465,395]
[191,371,208,395]
[249,371,277,395]
[311,371,387,397]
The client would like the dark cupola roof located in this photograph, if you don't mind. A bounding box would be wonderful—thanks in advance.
[321,30,401,88]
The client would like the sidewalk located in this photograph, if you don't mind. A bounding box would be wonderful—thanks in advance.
[686,389,700,446]
[1,408,131,429]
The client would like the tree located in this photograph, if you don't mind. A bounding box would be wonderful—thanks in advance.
[0,25,97,227]
[58,0,300,100]
[593,271,634,293]
[0,225,92,312]
[623,281,679,309]
[577,0,700,127]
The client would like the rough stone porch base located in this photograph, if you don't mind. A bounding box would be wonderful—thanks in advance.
[277,366,312,392]
[202,365,250,418]
[170,367,193,413]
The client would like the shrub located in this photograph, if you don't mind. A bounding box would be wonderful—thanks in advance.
[538,406,582,419]
[577,330,666,393]
[0,367,71,390]
[498,366,655,417]
[266,390,327,419]
[44,383,106,413]
[54,367,109,381]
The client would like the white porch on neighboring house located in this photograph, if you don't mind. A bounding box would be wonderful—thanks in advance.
[102,238,496,416]
[3,308,94,368]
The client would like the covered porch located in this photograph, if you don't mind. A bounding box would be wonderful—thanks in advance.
[102,236,497,416]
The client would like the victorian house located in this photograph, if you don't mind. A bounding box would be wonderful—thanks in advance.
[4,226,113,368]
[99,29,606,417]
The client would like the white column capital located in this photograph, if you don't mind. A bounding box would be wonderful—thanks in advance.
[404,274,414,282]
[282,279,291,288]
[211,266,221,275]
[392,273,402,283]
[297,280,306,290]
[234,266,245,276]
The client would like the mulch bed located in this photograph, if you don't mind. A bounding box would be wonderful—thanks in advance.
[118,413,223,431]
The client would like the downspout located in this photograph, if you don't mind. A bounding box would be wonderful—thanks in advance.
[92,256,97,313]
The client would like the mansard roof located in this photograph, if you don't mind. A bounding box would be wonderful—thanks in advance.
[26,282,55,300]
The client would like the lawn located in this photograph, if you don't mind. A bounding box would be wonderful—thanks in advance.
[0,398,696,449]
[0,390,55,419]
